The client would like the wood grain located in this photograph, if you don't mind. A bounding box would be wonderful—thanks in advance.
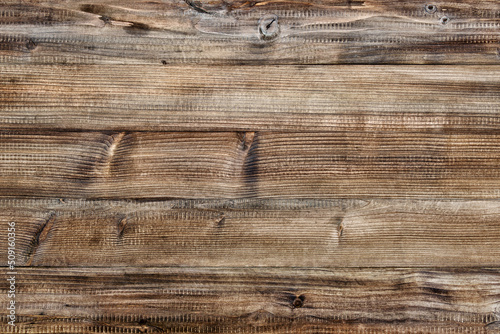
[1,64,500,131]
[2,198,500,267]
[2,130,500,199]
[2,1,500,332]
[0,267,499,333]
[0,0,499,65]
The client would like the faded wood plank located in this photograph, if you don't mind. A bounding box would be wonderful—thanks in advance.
[3,199,500,267]
[0,0,499,64]
[0,267,499,333]
[1,64,500,131]
[2,131,500,199]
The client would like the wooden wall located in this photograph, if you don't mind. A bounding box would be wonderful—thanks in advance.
[1,0,500,332]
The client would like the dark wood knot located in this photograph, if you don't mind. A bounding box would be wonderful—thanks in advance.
[293,294,305,308]
[258,14,280,40]
[425,4,437,14]
[440,16,450,25]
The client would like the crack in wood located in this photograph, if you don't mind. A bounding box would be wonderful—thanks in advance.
[184,0,212,14]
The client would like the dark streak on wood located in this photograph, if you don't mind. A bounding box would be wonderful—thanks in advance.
[243,131,259,197]
[184,0,213,14]
[116,216,127,239]
[24,212,56,266]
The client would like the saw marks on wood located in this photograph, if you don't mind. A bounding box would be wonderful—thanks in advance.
[2,131,500,199]
[1,64,500,131]
[1,199,500,267]
[0,0,499,64]
[0,268,500,333]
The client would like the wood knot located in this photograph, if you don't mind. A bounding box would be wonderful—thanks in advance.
[292,295,305,308]
[239,131,255,151]
[26,39,37,51]
[99,15,111,24]
[424,4,437,14]
[440,16,449,25]
[117,216,128,238]
[258,14,280,40]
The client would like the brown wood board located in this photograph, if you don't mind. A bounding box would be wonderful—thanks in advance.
[2,198,500,267]
[0,0,499,65]
[2,131,500,199]
[0,268,499,333]
[1,64,500,131]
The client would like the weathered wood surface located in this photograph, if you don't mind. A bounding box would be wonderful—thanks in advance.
[1,268,500,333]
[2,0,500,332]
[0,0,499,64]
[3,131,500,199]
[2,64,500,131]
[2,198,500,267]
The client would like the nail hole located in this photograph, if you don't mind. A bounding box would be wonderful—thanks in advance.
[258,14,280,41]
[440,16,449,25]
[425,4,437,14]
[161,60,168,65]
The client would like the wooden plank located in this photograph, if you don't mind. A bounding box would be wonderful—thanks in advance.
[0,0,499,64]
[2,131,500,199]
[1,64,500,131]
[3,198,500,267]
[0,131,248,198]
[0,267,499,333]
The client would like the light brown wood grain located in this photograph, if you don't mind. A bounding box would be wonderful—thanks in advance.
[0,267,499,333]
[0,0,499,64]
[2,198,500,267]
[2,131,500,199]
[1,64,500,131]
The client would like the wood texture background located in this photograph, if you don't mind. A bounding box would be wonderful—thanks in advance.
[1,0,500,333]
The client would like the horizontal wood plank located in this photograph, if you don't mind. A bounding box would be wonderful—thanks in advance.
[2,131,500,199]
[2,199,500,267]
[0,267,499,333]
[1,65,500,131]
[0,0,499,64]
